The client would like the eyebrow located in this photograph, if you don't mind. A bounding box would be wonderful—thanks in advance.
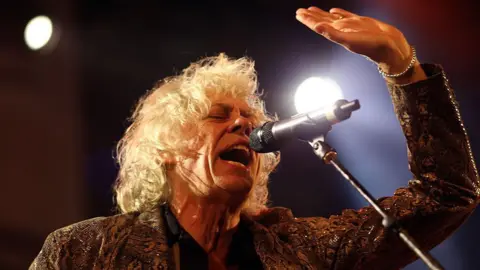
[211,103,253,118]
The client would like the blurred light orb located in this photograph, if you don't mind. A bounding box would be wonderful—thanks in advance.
[24,16,53,50]
[294,77,344,114]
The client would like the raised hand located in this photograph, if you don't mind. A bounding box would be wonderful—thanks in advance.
[296,7,426,84]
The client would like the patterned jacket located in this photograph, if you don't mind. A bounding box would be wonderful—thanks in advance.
[30,64,479,269]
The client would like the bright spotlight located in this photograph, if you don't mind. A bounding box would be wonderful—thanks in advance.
[24,15,54,51]
[294,77,344,114]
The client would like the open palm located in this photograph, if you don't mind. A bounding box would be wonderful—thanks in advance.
[296,7,412,74]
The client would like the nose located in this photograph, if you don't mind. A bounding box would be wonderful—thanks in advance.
[228,117,253,137]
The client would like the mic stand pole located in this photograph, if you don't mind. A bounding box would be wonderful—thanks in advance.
[308,135,445,270]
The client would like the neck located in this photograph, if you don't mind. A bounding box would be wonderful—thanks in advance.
[169,181,244,262]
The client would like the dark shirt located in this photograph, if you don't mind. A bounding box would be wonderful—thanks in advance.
[161,205,264,269]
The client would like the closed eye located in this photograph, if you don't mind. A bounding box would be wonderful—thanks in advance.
[208,114,227,118]
[208,115,228,120]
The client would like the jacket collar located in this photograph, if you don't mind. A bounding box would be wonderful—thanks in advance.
[133,205,306,268]
[160,204,193,247]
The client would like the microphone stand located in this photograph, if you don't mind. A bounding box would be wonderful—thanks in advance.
[307,135,445,270]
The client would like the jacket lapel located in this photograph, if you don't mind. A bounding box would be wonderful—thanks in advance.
[120,208,176,269]
[241,213,309,269]
[121,207,311,269]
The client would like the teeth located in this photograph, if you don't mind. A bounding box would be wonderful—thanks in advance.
[230,145,250,154]
[225,160,246,168]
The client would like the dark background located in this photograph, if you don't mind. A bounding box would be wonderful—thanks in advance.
[1,0,479,269]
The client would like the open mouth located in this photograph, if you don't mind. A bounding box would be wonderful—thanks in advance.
[219,145,251,168]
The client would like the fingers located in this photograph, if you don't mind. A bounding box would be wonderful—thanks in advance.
[295,14,318,31]
[329,8,358,18]
[307,6,336,19]
[296,6,366,48]
[296,7,338,23]
[296,7,339,32]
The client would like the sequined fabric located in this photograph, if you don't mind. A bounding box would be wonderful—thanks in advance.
[30,64,479,270]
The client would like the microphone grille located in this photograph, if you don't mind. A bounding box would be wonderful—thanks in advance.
[249,122,276,153]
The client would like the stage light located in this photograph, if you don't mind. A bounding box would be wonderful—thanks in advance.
[294,77,344,114]
[24,15,53,51]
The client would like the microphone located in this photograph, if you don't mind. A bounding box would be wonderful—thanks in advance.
[249,99,360,153]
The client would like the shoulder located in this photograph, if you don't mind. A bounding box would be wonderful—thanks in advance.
[50,211,140,243]
[30,212,142,269]
[251,206,295,225]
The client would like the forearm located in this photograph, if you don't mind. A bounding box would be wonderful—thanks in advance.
[387,63,479,197]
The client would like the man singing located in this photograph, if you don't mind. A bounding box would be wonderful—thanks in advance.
[30,6,479,269]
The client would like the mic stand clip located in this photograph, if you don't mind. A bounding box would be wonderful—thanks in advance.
[308,135,445,270]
